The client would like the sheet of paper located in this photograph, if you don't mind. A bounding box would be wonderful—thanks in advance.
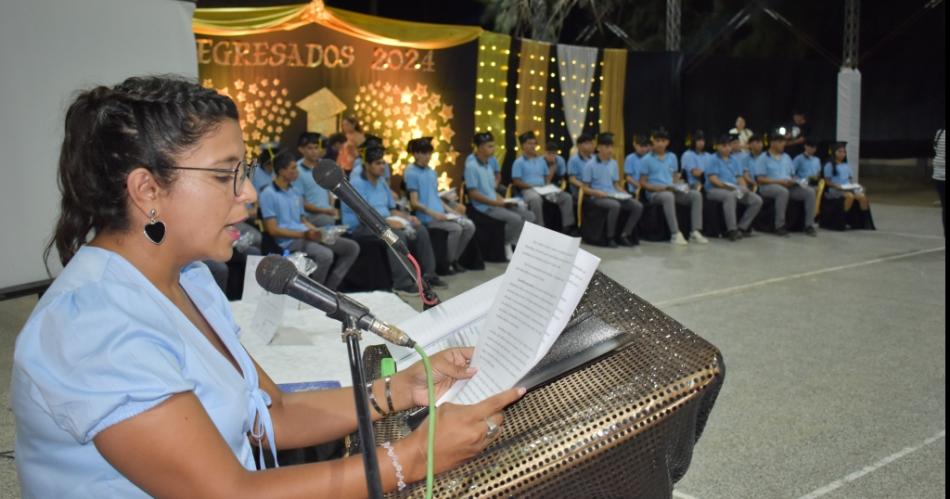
[442,223,580,405]
[534,248,601,364]
[241,255,266,302]
[533,184,562,196]
[840,183,863,191]
[249,292,285,344]
[609,191,633,200]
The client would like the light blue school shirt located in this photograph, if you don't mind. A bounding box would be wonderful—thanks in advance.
[512,154,549,187]
[641,152,679,186]
[259,183,307,250]
[404,163,445,224]
[351,157,392,180]
[344,173,395,230]
[705,154,742,190]
[11,247,277,498]
[624,152,645,180]
[581,157,620,194]
[252,166,274,194]
[824,162,854,191]
[793,153,821,180]
[551,155,567,177]
[681,149,711,186]
[755,152,794,180]
[464,154,499,213]
[567,152,593,178]
[293,159,331,209]
[465,153,500,175]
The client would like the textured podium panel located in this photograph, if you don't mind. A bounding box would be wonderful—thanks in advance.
[357,271,724,498]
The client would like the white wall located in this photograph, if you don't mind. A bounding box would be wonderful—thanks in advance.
[0,0,198,288]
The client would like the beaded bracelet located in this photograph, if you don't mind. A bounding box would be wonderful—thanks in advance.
[366,381,387,417]
[381,441,407,491]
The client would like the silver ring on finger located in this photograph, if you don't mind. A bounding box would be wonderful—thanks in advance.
[485,417,500,439]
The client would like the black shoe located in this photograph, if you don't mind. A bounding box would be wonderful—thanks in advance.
[450,261,468,273]
[436,266,456,277]
[617,235,636,247]
[607,239,619,248]
[428,276,448,288]
[805,226,818,237]
[740,228,753,237]
[566,225,582,237]
[775,226,790,237]
[727,230,741,241]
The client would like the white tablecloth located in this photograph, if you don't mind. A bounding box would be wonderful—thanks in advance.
[231,292,419,386]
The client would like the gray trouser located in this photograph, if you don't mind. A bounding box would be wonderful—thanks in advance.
[288,236,360,290]
[589,197,644,238]
[521,188,575,228]
[235,222,263,254]
[649,190,703,234]
[353,224,436,288]
[706,188,764,231]
[484,206,536,245]
[758,184,816,229]
[428,218,476,262]
[306,213,337,227]
[204,260,229,293]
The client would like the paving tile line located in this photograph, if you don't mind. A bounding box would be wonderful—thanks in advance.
[654,246,946,309]
[796,429,946,499]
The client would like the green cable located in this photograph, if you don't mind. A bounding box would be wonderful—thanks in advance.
[413,345,436,499]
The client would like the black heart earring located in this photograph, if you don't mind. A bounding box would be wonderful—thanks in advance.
[144,208,166,245]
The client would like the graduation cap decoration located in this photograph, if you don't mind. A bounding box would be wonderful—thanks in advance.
[295,87,346,137]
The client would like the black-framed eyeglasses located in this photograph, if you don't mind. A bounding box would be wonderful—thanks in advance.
[167,159,258,197]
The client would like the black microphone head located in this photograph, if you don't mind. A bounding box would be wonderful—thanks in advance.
[256,255,298,295]
[314,159,344,189]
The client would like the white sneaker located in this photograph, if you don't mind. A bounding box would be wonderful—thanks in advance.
[671,232,689,246]
[691,230,710,244]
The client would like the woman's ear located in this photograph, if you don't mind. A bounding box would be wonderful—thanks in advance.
[126,167,163,220]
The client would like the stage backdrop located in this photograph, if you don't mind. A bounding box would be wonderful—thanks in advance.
[194,3,479,189]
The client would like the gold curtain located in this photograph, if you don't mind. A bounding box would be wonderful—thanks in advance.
[514,40,552,152]
[474,32,513,164]
[600,48,628,164]
[192,1,483,49]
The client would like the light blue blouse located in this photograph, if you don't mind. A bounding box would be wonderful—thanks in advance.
[11,246,277,498]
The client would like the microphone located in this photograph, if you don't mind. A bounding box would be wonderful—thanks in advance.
[256,255,415,347]
[313,159,408,254]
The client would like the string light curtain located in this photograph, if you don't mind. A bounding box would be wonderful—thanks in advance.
[556,44,598,150]
[514,40,552,150]
[474,32,512,165]
[600,48,628,162]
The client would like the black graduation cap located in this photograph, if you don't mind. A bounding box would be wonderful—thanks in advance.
[596,132,614,145]
[634,133,651,146]
[407,137,434,154]
[692,129,706,141]
[715,133,733,145]
[474,131,495,146]
[651,127,670,140]
[748,133,764,143]
[364,146,385,163]
[518,131,537,144]
[360,134,384,150]
[297,132,322,148]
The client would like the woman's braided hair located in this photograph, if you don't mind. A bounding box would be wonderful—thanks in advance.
[46,75,239,268]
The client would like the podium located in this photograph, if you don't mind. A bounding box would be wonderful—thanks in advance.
[353,271,724,498]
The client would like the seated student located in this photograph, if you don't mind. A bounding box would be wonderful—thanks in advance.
[464,131,535,250]
[405,137,475,274]
[824,141,870,214]
[755,127,818,236]
[465,132,502,187]
[252,142,279,195]
[580,133,644,247]
[511,131,578,235]
[566,133,595,197]
[259,151,360,290]
[742,134,765,189]
[793,139,822,185]
[350,135,390,180]
[680,130,712,189]
[347,146,446,292]
[293,132,339,227]
[639,127,708,245]
[705,133,764,240]
[624,134,652,195]
[544,141,568,184]
[730,134,750,183]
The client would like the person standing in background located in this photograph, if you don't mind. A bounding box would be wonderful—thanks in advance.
[785,111,810,158]
[730,116,753,152]
[934,129,946,236]
[337,115,365,173]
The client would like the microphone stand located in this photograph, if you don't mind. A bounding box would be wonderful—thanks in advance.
[339,309,384,498]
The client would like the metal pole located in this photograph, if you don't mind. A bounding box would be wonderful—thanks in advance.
[843,0,860,68]
[666,0,682,51]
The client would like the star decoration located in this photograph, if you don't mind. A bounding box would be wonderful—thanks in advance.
[413,83,428,99]
[440,125,455,142]
[439,105,454,121]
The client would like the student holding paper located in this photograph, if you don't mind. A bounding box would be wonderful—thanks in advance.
[567,133,596,197]
[680,129,711,189]
[511,131,578,234]
[792,139,822,185]
[705,134,763,240]
[13,76,524,498]
[823,141,870,213]
[406,137,475,274]
[580,133,643,247]
[640,127,708,245]
[465,131,535,247]
[755,127,818,237]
